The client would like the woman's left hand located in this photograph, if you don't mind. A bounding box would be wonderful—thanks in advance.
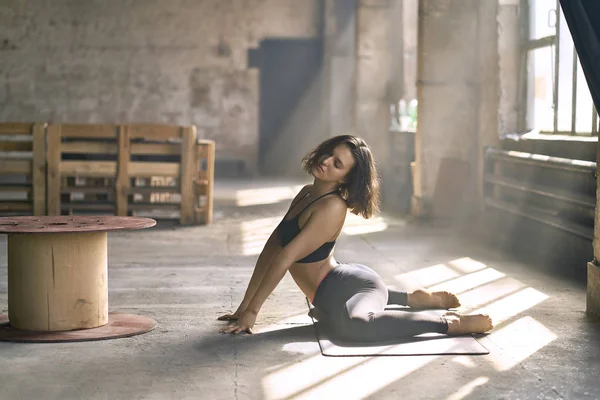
[220,310,257,334]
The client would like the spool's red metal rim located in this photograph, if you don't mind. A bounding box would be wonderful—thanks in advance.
[0,216,156,234]
[0,313,157,342]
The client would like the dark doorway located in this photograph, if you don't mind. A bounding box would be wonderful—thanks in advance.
[250,38,323,173]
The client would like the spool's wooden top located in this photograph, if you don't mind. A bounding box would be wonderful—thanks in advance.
[0,216,156,234]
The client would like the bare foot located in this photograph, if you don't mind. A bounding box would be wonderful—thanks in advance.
[407,289,461,309]
[443,311,493,335]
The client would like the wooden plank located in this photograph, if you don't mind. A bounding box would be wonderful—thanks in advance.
[196,145,207,182]
[0,184,31,192]
[205,141,215,224]
[196,184,207,196]
[0,151,33,159]
[61,142,118,154]
[61,186,111,194]
[128,186,178,194]
[128,162,179,177]
[46,124,62,215]
[0,160,31,174]
[58,124,118,138]
[59,202,114,211]
[116,126,130,216]
[126,125,182,140]
[194,144,205,224]
[60,161,117,177]
[0,123,32,134]
[130,142,180,155]
[0,142,31,152]
[32,123,46,216]
[179,126,197,225]
[0,202,32,211]
[0,134,33,142]
[129,203,180,210]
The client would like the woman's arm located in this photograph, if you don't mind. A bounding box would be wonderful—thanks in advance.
[237,230,280,310]
[221,197,347,334]
[218,185,311,320]
[217,228,281,321]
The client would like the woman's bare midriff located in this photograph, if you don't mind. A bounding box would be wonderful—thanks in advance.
[288,255,338,302]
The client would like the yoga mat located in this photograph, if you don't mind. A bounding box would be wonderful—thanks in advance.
[306,299,489,357]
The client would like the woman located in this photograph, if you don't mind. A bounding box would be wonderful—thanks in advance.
[219,135,493,340]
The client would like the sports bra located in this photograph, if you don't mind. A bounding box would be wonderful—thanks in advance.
[277,190,340,263]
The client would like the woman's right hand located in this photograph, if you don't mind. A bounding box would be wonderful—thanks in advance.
[217,306,245,321]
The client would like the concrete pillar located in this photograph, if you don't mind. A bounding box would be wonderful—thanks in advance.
[412,0,500,218]
[587,137,600,318]
[498,0,522,135]
[402,0,419,103]
[323,0,358,137]
[355,0,401,206]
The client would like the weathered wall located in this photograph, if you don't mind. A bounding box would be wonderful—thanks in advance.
[260,0,357,178]
[0,0,320,175]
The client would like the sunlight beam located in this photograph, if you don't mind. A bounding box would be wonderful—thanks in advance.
[240,217,280,255]
[486,316,557,371]
[236,185,305,207]
[457,277,526,312]
[262,352,375,400]
[446,377,489,400]
[289,354,438,400]
[342,214,388,236]
[394,264,461,288]
[427,268,506,295]
[470,287,549,324]
[447,257,488,273]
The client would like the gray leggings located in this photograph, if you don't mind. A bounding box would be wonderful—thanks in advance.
[312,263,448,342]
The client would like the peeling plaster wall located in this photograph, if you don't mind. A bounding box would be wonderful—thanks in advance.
[0,0,321,175]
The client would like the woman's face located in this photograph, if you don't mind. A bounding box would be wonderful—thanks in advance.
[312,143,356,184]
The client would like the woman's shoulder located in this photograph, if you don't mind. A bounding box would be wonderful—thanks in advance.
[317,192,348,214]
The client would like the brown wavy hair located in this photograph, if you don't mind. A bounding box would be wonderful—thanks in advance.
[302,135,380,218]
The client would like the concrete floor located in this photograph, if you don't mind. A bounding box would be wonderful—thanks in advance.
[1,179,599,400]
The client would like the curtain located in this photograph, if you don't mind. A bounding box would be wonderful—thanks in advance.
[559,0,600,111]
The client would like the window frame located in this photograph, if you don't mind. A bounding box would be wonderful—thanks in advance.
[519,0,598,137]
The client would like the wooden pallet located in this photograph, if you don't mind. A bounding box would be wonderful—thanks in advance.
[0,123,46,216]
[45,123,214,225]
[46,124,119,216]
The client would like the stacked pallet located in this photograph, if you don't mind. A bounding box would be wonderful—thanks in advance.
[0,122,214,225]
[0,123,46,216]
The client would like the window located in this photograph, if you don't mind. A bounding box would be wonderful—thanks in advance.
[522,0,599,136]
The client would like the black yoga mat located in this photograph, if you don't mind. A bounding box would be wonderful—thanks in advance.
[306,299,489,357]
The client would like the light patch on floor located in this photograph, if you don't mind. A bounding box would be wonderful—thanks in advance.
[486,316,557,371]
[447,257,488,274]
[428,268,506,294]
[263,350,439,400]
[240,217,280,255]
[457,277,526,312]
[452,355,476,368]
[394,264,461,288]
[471,287,549,324]
[342,214,388,236]
[235,185,305,207]
[446,376,489,400]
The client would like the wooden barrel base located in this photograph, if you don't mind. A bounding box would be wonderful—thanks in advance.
[0,313,156,343]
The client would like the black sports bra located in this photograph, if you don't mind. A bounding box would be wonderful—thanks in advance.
[277,190,339,263]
